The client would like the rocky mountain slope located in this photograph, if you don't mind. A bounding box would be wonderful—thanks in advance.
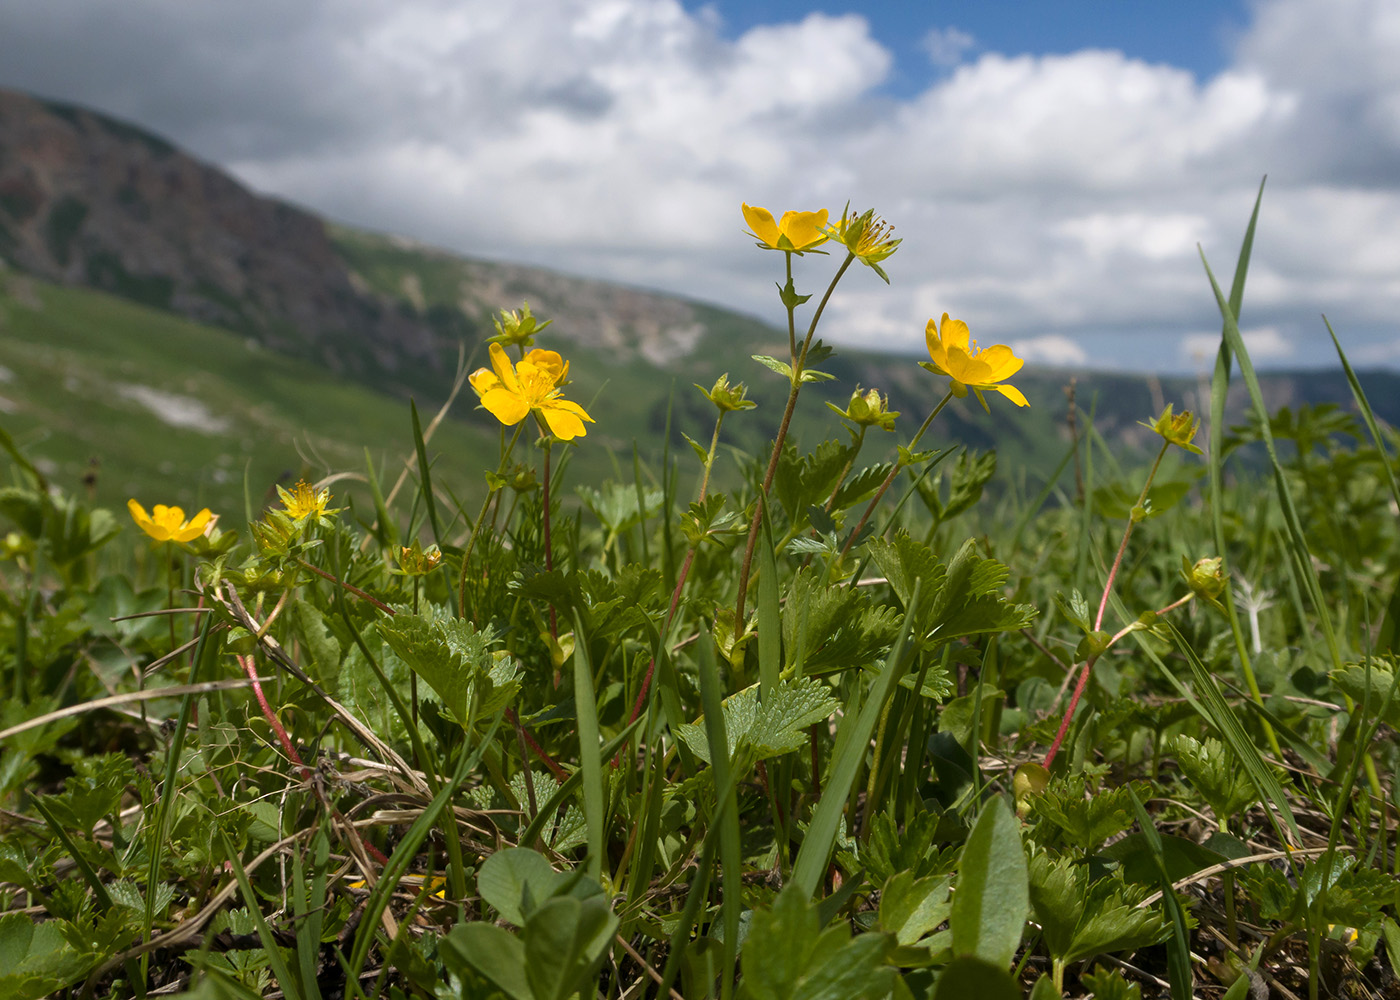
[0,87,768,400]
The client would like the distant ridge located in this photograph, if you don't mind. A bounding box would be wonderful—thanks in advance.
[0,87,777,401]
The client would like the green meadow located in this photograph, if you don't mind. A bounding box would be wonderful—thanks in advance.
[1,197,1398,1000]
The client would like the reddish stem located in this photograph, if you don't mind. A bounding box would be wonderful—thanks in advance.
[297,560,395,616]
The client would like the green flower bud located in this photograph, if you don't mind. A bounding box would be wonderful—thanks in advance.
[489,301,551,349]
[827,386,899,431]
[397,539,444,576]
[697,373,756,413]
[1183,555,1227,604]
[1143,403,1204,454]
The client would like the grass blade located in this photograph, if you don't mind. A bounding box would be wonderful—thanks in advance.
[1324,316,1400,511]
[1127,787,1192,1000]
[791,579,922,898]
[571,610,606,883]
[1200,246,1343,674]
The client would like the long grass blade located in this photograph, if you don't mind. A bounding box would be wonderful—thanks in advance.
[791,579,922,898]
[572,609,606,883]
[1201,247,1343,674]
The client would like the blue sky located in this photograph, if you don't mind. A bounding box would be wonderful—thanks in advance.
[695,0,1252,94]
[2,0,1399,373]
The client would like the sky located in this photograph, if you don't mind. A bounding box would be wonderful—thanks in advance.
[2,0,1399,373]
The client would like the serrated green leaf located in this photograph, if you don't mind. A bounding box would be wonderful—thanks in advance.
[376,613,520,727]
[675,678,839,767]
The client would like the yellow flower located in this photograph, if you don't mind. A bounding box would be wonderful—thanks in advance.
[742,203,829,253]
[469,343,594,441]
[919,313,1029,409]
[128,499,214,543]
[277,480,333,521]
[824,206,900,281]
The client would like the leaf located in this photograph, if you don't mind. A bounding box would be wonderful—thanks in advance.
[440,923,533,1000]
[524,895,620,1000]
[781,567,901,676]
[1030,777,1150,852]
[1080,966,1142,1000]
[930,957,1021,1000]
[675,678,839,768]
[477,848,569,926]
[752,354,795,380]
[950,796,1027,970]
[376,613,520,727]
[1102,833,1227,887]
[1028,850,1169,966]
[738,885,896,1000]
[1169,735,1261,823]
[868,534,1036,647]
[0,913,92,1000]
[879,871,953,946]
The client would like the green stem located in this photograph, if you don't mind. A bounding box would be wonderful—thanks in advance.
[457,420,526,618]
[838,391,954,562]
[735,253,857,621]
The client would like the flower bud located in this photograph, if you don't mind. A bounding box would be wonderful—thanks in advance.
[397,539,444,576]
[1144,404,1203,455]
[828,386,898,431]
[489,301,551,349]
[697,373,756,414]
[1183,555,1227,603]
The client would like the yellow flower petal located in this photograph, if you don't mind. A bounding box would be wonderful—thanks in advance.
[975,344,1024,381]
[488,343,522,395]
[541,405,586,440]
[778,209,830,251]
[480,386,531,426]
[992,383,1029,407]
[469,367,499,398]
[742,203,781,248]
[178,508,214,541]
[938,314,971,354]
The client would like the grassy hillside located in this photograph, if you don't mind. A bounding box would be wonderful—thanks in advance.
[0,271,503,525]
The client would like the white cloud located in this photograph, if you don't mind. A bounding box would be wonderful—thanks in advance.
[922,27,975,68]
[1180,325,1294,365]
[1009,335,1089,368]
[2,0,1399,371]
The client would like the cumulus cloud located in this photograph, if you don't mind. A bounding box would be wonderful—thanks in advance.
[1010,335,1090,368]
[1,0,1398,371]
[1180,325,1295,366]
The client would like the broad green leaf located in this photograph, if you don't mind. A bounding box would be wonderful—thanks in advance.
[950,796,1027,970]
[440,923,533,1000]
[524,895,620,1000]
[0,913,92,1000]
[1168,735,1261,824]
[878,871,953,946]
[1030,776,1149,852]
[675,678,839,767]
[739,885,896,1000]
[930,957,1021,1000]
[478,848,569,926]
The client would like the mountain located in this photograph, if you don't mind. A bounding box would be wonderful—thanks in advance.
[2,85,1396,520]
[0,87,777,403]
